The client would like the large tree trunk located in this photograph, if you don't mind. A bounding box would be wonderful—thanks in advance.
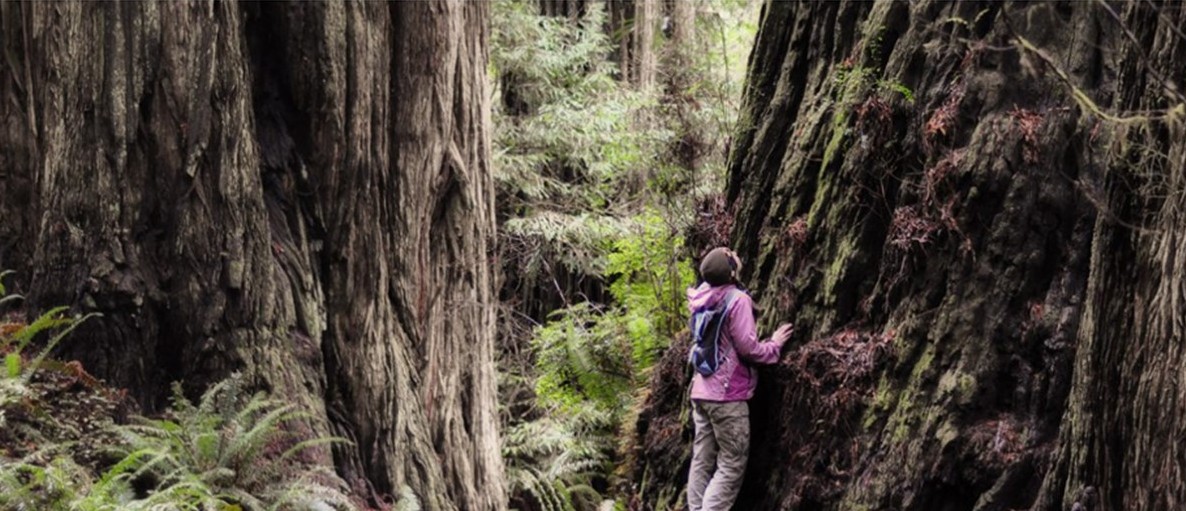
[633,1,1186,510]
[0,2,505,509]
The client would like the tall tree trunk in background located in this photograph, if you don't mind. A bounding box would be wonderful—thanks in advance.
[634,1,1186,510]
[630,0,657,90]
[538,0,585,19]
[609,0,634,80]
[661,0,705,172]
[664,0,695,93]
[0,2,505,509]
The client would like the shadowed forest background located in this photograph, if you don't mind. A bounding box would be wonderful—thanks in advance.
[1,1,1185,511]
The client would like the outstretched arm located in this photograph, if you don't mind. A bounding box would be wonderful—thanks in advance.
[728,293,789,365]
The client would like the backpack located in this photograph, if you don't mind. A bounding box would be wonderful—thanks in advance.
[688,290,739,377]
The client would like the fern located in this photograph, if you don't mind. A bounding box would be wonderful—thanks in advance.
[23,311,100,381]
[7,305,72,351]
[0,446,146,511]
[108,375,355,510]
[504,401,616,511]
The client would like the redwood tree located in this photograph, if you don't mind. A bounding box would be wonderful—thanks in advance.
[634,1,1186,510]
[0,2,504,509]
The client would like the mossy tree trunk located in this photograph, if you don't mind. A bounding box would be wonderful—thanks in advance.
[634,1,1186,510]
[0,2,505,509]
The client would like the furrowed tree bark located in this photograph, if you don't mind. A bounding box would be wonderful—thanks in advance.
[0,3,36,281]
[633,1,1186,510]
[0,1,505,509]
[1036,4,1186,509]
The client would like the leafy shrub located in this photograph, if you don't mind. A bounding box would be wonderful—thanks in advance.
[519,213,691,511]
[604,212,695,371]
[530,211,693,411]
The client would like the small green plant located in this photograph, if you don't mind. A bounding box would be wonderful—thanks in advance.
[532,302,633,414]
[879,80,914,103]
[518,212,692,511]
[604,211,695,371]
[529,212,693,414]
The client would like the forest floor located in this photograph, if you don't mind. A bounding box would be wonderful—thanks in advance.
[0,360,129,474]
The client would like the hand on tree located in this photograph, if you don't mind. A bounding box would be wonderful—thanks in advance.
[771,323,794,347]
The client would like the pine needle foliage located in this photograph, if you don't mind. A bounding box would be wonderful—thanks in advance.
[502,212,630,279]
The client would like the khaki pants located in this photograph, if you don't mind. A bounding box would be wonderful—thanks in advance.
[687,400,749,511]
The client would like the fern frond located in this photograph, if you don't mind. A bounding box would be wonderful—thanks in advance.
[276,435,352,464]
[10,305,70,350]
[196,377,235,417]
[23,312,99,379]
[0,293,23,308]
[221,404,302,467]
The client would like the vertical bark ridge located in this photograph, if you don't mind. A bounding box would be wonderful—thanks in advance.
[0,1,505,509]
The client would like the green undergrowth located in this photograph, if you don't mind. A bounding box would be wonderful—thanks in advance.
[492,0,756,509]
[0,373,361,511]
[507,212,693,511]
[0,274,366,511]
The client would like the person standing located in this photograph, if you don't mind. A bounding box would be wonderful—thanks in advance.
[686,247,794,511]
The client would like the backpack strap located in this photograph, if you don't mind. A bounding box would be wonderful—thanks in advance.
[713,289,741,360]
[721,289,740,318]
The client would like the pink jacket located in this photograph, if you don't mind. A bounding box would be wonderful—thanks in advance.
[688,283,784,402]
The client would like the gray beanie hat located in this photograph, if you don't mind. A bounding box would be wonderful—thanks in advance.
[700,247,738,286]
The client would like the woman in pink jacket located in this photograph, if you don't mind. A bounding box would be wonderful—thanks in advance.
[686,247,793,511]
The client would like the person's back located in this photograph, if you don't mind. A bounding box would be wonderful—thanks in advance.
[686,248,792,511]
